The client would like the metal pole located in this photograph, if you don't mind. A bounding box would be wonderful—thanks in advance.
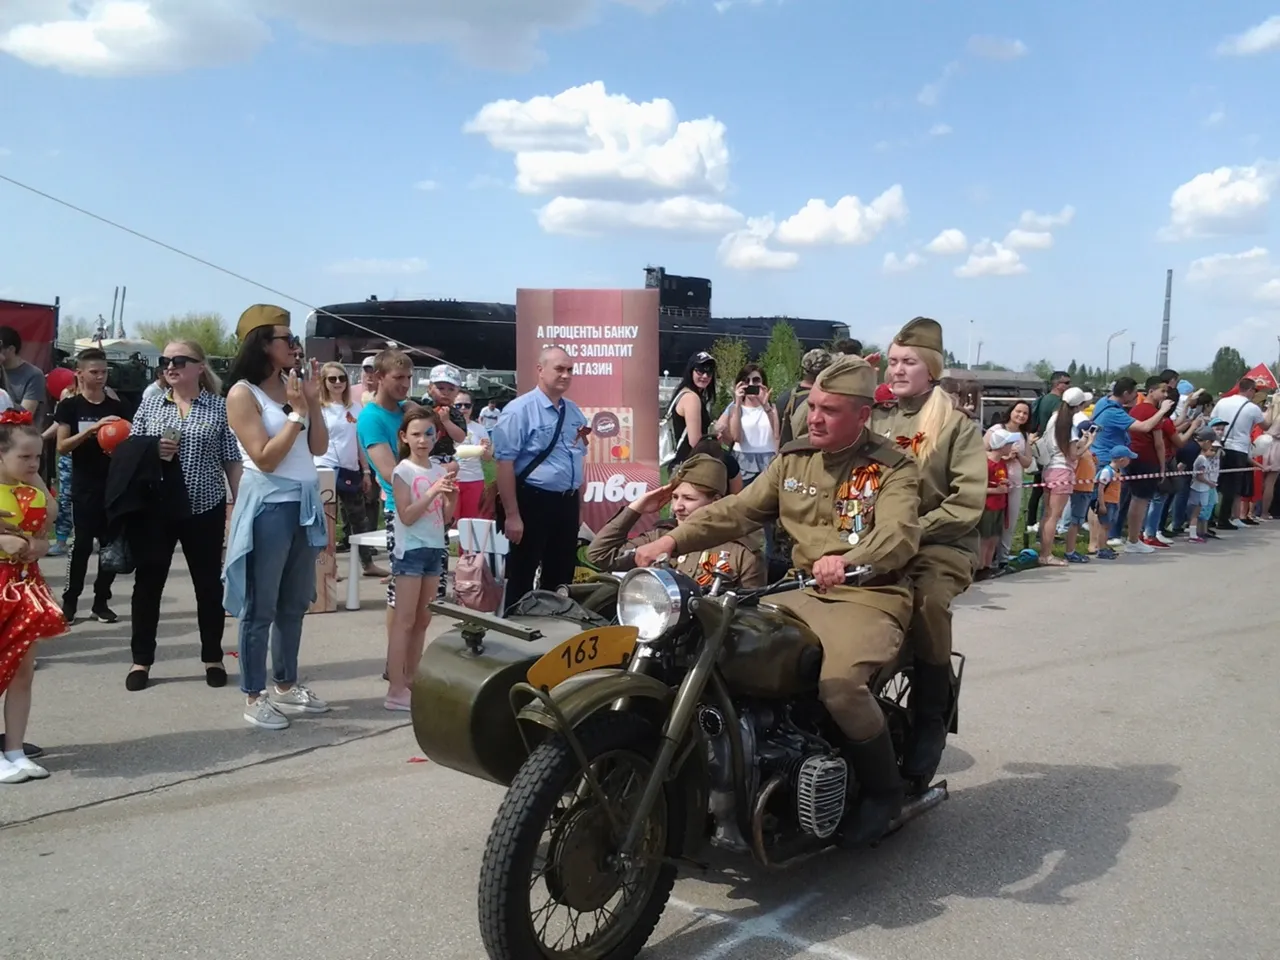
[1156,268,1172,372]
[1105,329,1127,384]
[966,320,973,369]
[1130,341,1135,367]
[117,286,126,338]
[975,340,983,366]
[109,286,119,333]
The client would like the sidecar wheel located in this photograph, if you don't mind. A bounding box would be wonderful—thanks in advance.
[478,711,684,960]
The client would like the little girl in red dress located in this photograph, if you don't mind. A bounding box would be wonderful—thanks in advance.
[0,410,67,784]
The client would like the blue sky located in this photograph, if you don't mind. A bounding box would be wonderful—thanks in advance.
[2,0,1279,373]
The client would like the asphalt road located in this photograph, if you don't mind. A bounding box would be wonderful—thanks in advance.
[4,530,1278,960]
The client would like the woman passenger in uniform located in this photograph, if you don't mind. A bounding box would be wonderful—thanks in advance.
[871,317,987,786]
[586,453,764,589]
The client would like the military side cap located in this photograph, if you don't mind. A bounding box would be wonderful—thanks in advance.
[893,316,944,354]
[813,354,876,398]
[237,304,291,341]
[671,453,728,497]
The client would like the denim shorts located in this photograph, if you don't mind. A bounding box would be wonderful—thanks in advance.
[391,546,446,578]
[1068,490,1092,527]
[1189,488,1217,521]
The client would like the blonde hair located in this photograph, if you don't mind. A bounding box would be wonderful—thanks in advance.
[904,345,953,462]
[320,362,351,407]
[170,340,222,395]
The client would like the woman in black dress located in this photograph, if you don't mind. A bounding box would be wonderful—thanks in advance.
[668,351,718,467]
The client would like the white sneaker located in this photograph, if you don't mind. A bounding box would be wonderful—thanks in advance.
[1126,541,1155,554]
[244,696,290,730]
[1156,531,1175,545]
[1107,537,1124,548]
[0,757,30,783]
[271,683,330,715]
[1027,523,1040,535]
[8,755,49,779]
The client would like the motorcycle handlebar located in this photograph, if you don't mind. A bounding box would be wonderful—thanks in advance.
[754,564,875,598]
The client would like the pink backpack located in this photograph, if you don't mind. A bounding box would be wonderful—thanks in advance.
[453,525,505,613]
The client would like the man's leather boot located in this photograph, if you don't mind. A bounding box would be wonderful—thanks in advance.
[902,661,952,784]
[839,727,905,848]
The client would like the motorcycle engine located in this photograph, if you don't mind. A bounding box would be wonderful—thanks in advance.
[701,703,849,849]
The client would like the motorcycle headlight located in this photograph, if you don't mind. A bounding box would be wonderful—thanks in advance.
[617,568,689,642]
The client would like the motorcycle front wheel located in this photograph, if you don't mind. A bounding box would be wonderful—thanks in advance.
[478,711,684,960]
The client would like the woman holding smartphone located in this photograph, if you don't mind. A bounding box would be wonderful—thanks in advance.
[125,340,243,691]
[717,363,779,484]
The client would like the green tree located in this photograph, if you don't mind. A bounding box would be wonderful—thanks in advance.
[57,315,95,341]
[1117,362,1148,383]
[1209,345,1247,394]
[1026,359,1054,381]
[1067,359,1078,378]
[710,336,749,413]
[136,312,237,357]
[758,321,803,400]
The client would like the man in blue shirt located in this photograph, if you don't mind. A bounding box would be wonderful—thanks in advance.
[1089,376,1174,543]
[357,349,415,610]
[492,346,588,610]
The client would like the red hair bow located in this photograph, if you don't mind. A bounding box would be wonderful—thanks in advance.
[0,409,33,426]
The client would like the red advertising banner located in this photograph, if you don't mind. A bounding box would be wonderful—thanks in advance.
[0,300,58,371]
[515,289,661,534]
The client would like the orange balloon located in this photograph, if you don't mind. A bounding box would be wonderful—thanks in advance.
[97,419,132,455]
[617,445,630,459]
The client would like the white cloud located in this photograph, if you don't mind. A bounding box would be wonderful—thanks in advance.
[537,196,743,235]
[1018,205,1075,229]
[1258,279,1280,304]
[774,185,907,246]
[917,61,960,107]
[966,35,1028,60]
[713,0,766,11]
[1205,108,1226,127]
[924,228,968,255]
[0,0,671,76]
[1003,228,1054,250]
[0,147,10,156]
[929,123,952,137]
[955,240,1026,278]
[413,179,439,192]
[1160,163,1277,240]
[1186,247,1271,283]
[466,81,729,199]
[327,257,429,275]
[1215,15,1280,57]
[717,217,799,271]
[882,252,924,274]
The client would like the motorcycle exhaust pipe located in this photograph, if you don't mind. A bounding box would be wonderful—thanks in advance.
[887,780,948,834]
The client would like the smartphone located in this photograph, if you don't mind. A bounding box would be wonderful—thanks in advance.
[162,425,181,443]
[745,384,761,396]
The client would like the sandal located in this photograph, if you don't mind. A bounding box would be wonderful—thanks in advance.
[1039,556,1068,567]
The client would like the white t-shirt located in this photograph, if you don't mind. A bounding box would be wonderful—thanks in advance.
[1041,413,1075,469]
[731,402,776,455]
[1210,395,1265,454]
[142,381,164,401]
[455,421,489,483]
[479,405,500,430]
[0,389,12,413]
[235,381,318,501]
[316,401,362,471]
[392,459,448,555]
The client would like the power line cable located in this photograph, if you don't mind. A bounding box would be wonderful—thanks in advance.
[0,171,517,393]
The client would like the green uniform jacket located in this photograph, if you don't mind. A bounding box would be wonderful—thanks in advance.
[870,394,987,556]
[665,430,922,627]
[586,508,766,590]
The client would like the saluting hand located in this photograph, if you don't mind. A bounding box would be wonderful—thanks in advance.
[811,555,847,592]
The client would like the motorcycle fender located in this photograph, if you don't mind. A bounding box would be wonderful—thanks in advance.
[515,668,674,744]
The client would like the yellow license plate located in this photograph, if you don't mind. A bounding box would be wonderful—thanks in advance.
[526,625,639,691]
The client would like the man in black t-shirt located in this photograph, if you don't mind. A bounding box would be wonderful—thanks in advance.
[54,349,127,624]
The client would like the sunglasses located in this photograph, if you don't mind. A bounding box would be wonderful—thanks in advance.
[158,355,200,369]
[326,375,348,384]
[270,334,301,348]
[455,402,472,409]
[694,365,714,375]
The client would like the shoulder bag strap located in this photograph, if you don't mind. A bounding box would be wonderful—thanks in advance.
[517,401,567,484]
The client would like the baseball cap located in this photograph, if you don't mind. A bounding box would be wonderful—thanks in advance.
[692,351,715,367]
[429,363,462,386]
[802,348,833,379]
[1209,417,1228,427]
[1062,386,1088,407]
[988,429,1020,449]
[361,355,376,369]
[1110,444,1137,460]
[1194,426,1218,442]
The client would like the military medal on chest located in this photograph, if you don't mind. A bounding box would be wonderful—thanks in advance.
[833,463,881,544]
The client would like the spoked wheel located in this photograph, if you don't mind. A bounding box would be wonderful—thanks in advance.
[478,711,684,960]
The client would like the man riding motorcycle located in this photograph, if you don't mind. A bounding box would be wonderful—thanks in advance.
[635,355,923,845]
[871,317,986,786]
[586,453,766,590]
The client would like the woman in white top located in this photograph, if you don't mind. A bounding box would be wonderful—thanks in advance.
[224,306,330,731]
[983,399,1036,561]
[717,363,779,484]
[316,362,385,576]
[451,391,493,520]
[1036,387,1091,567]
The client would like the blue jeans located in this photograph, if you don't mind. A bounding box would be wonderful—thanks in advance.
[54,454,74,542]
[1143,489,1168,539]
[1109,482,1132,540]
[1169,474,1192,530]
[237,501,319,695]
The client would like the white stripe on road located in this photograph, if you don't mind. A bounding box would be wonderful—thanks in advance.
[668,893,869,960]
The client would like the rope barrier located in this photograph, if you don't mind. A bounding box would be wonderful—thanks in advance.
[1016,464,1264,490]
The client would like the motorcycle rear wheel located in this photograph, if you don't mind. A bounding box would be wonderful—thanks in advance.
[478,711,684,960]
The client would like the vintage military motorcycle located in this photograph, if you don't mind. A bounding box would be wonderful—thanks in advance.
[411,563,964,960]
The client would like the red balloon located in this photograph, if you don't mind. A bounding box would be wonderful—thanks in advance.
[46,368,76,400]
[97,419,132,455]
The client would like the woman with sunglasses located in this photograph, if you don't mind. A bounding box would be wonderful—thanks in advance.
[316,362,386,577]
[451,391,493,519]
[667,351,718,467]
[125,340,243,692]
[223,307,330,730]
[717,363,779,485]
